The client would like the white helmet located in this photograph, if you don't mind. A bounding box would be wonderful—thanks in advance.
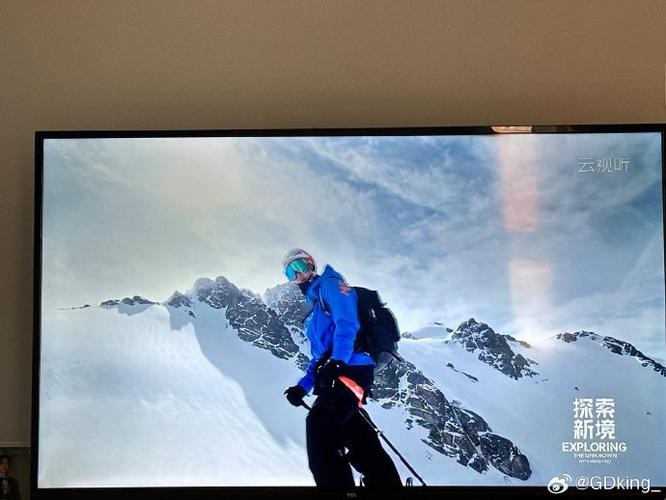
[281,248,316,274]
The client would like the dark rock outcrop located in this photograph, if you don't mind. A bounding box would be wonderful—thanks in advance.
[193,276,300,360]
[479,433,531,480]
[449,319,538,379]
[166,291,193,308]
[101,295,157,307]
[372,358,531,479]
[446,362,478,382]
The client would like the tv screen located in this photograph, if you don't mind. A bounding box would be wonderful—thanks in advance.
[33,126,665,499]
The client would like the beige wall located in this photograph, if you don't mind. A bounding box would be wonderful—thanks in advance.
[1,0,665,446]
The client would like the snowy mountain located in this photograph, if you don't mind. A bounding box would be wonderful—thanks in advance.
[39,274,666,488]
[402,322,452,340]
[447,318,538,379]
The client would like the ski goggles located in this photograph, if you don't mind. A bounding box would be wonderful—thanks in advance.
[284,258,310,281]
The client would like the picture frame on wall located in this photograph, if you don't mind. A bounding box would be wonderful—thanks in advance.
[0,446,30,500]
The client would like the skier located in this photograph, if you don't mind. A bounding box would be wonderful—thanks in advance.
[281,249,402,488]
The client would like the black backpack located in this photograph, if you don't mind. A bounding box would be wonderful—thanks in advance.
[320,285,403,373]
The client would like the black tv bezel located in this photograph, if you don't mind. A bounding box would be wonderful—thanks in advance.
[32,124,666,500]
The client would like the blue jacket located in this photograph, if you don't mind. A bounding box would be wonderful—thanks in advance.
[297,265,374,393]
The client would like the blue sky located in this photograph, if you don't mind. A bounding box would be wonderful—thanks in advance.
[42,133,665,358]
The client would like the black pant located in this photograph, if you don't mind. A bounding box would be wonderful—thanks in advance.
[306,365,402,488]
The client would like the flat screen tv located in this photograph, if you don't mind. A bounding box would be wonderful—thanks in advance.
[33,126,666,499]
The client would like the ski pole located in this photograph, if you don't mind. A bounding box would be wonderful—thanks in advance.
[301,402,427,486]
[356,407,427,486]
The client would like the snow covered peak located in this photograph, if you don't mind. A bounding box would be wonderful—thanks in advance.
[556,331,666,378]
[165,291,193,309]
[450,318,500,345]
[449,318,538,380]
[188,275,244,309]
[100,295,157,307]
[402,322,453,340]
[555,330,599,343]
[189,277,214,297]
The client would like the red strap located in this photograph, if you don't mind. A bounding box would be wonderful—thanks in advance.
[338,375,365,407]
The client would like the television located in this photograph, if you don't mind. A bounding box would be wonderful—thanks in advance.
[33,126,666,499]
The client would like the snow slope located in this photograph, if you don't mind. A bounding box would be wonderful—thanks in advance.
[399,333,665,485]
[40,302,310,487]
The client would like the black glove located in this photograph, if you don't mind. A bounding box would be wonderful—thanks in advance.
[284,384,307,407]
[315,358,346,391]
